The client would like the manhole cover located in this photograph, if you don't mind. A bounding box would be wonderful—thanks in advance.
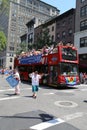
[54,101,78,108]
[60,102,72,106]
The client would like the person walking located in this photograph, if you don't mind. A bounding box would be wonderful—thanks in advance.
[29,71,41,98]
[13,69,20,95]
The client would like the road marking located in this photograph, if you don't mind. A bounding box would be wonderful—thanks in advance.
[81,88,87,91]
[0,96,20,101]
[62,112,85,121]
[43,92,55,95]
[61,90,74,93]
[80,84,87,86]
[0,89,14,92]
[30,111,86,130]
[30,118,65,130]
[0,88,31,92]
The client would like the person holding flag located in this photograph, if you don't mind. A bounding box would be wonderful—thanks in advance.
[13,69,20,95]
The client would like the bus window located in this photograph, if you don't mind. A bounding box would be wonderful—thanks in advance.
[18,66,27,72]
[27,66,33,73]
[34,65,48,74]
[62,48,77,61]
[60,63,78,76]
[43,65,48,74]
[34,65,43,73]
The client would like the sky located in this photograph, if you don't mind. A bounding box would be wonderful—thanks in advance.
[42,0,76,14]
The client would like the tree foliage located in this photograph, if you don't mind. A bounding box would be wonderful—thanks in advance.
[16,42,27,55]
[0,31,6,51]
[36,28,52,49]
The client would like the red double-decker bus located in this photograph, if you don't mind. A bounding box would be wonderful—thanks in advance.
[14,45,80,87]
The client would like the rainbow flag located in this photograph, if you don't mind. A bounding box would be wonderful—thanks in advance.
[65,77,76,86]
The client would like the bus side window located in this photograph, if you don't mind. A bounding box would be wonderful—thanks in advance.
[27,66,32,73]
[18,66,27,72]
[43,65,48,74]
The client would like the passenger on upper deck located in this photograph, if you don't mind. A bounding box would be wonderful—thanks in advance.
[17,41,76,59]
[56,41,63,46]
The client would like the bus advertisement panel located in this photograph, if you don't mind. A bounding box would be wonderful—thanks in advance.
[14,45,80,87]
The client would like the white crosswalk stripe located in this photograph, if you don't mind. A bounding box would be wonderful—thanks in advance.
[30,118,65,130]
[0,96,20,101]
[0,87,31,93]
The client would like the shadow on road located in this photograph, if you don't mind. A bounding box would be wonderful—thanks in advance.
[0,111,54,122]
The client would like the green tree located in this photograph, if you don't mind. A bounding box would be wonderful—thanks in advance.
[16,42,27,55]
[0,31,6,51]
[36,28,52,49]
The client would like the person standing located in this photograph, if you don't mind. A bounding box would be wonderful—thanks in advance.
[29,71,41,98]
[13,69,20,95]
[80,72,83,84]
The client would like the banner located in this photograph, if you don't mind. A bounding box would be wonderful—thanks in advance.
[65,77,76,86]
[6,75,19,88]
[20,54,42,64]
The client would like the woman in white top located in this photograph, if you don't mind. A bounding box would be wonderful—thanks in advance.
[29,71,41,98]
[13,69,20,95]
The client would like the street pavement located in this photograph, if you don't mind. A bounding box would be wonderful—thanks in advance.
[0,75,87,130]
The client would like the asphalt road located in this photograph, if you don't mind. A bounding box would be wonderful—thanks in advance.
[0,75,87,130]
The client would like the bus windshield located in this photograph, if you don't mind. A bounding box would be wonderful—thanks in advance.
[60,63,78,76]
[62,48,77,61]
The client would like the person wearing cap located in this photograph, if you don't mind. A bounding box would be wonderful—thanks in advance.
[29,71,41,98]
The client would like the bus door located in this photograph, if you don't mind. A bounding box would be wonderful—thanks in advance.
[49,65,58,85]
[34,65,49,85]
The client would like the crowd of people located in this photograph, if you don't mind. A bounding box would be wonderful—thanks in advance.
[0,68,13,76]
[17,42,75,59]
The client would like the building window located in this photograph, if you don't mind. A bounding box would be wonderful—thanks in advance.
[52,35,54,42]
[80,19,87,31]
[80,37,87,47]
[80,5,87,17]
[52,26,54,31]
[81,0,86,3]
[9,46,14,51]
[27,0,32,4]
[10,58,12,62]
